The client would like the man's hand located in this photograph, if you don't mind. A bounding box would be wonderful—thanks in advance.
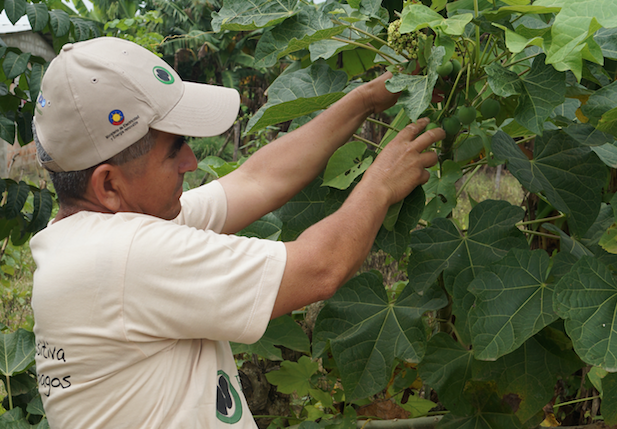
[363,117,443,205]
[357,72,400,116]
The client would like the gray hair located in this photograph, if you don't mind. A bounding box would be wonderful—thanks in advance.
[34,126,157,204]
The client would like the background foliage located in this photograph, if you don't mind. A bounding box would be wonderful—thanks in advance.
[3,0,617,428]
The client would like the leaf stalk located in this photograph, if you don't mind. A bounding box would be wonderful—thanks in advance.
[331,37,400,64]
[353,134,381,150]
[553,395,601,410]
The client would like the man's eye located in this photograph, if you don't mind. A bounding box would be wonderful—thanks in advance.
[169,138,186,158]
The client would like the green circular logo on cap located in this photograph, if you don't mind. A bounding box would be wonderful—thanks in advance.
[152,66,175,85]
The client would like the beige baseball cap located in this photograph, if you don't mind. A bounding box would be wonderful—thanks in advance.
[33,37,240,172]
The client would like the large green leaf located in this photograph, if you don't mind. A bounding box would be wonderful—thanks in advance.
[212,0,300,32]
[26,3,49,32]
[4,180,30,219]
[422,160,462,221]
[592,141,617,167]
[254,7,345,68]
[595,27,617,60]
[0,328,36,376]
[544,204,617,269]
[375,187,425,261]
[418,333,476,416]
[478,328,583,424]
[27,395,46,417]
[275,176,329,241]
[49,9,71,37]
[0,408,31,429]
[3,51,31,80]
[469,249,558,361]
[580,79,617,121]
[487,56,566,136]
[534,0,617,80]
[385,47,445,122]
[28,62,47,108]
[554,256,617,371]
[492,130,607,237]
[407,200,527,293]
[4,0,26,25]
[603,372,617,426]
[231,315,310,360]
[0,115,15,144]
[246,63,347,133]
[26,187,53,233]
[562,123,616,147]
[237,213,282,241]
[313,272,448,400]
[322,141,372,190]
[485,63,522,98]
[400,3,473,36]
[436,382,522,429]
[70,17,98,41]
[493,55,565,136]
[265,356,319,396]
[307,3,383,62]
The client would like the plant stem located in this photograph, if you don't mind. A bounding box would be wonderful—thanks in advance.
[366,117,402,132]
[457,164,483,199]
[426,410,451,416]
[521,229,560,240]
[465,63,471,101]
[515,135,536,146]
[353,134,382,150]
[517,214,565,226]
[331,37,402,64]
[553,395,601,410]
[471,81,490,107]
[506,52,540,68]
[448,322,468,349]
[474,0,480,66]
[6,375,12,410]
[477,35,493,76]
[339,21,389,47]
[0,236,9,264]
[436,67,465,122]
[462,159,488,172]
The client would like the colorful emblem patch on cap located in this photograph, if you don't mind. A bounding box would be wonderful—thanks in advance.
[109,110,125,126]
[153,66,175,85]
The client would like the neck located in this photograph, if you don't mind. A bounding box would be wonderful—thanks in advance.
[54,199,114,223]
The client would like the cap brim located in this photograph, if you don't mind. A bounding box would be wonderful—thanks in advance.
[151,82,240,137]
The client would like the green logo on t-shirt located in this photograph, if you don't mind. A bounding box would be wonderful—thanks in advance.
[216,370,242,424]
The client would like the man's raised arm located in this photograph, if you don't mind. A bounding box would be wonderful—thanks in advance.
[218,72,401,234]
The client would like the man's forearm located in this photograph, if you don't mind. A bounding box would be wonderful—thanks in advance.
[237,86,375,202]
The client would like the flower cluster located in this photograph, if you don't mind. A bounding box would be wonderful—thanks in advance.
[387,19,427,59]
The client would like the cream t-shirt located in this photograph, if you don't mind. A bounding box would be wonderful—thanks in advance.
[30,181,287,429]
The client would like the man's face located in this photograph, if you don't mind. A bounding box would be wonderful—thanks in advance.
[117,131,198,220]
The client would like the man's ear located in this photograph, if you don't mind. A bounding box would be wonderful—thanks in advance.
[89,164,124,213]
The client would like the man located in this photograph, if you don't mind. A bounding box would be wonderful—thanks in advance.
[30,37,443,428]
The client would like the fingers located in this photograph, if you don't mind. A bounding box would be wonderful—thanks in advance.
[394,118,446,153]
[394,117,430,142]
[412,127,446,153]
[418,150,439,170]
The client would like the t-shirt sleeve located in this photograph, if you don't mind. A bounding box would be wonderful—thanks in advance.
[122,219,286,347]
[173,180,228,232]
